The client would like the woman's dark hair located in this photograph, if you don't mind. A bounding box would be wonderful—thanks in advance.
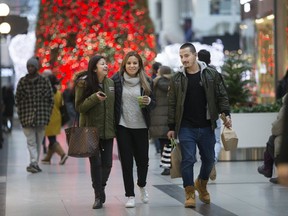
[80,55,105,101]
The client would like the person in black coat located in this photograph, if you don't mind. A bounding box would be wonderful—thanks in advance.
[62,80,77,126]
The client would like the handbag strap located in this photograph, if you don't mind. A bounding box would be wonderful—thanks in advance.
[72,112,80,127]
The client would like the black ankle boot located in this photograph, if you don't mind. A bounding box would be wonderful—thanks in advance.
[100,188,106,204]
[258,164,272,178]
[269,177,279,184]
[257,151,274,178]
[92,197,102,209]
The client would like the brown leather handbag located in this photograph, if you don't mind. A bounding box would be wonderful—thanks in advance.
[65,126,100,158]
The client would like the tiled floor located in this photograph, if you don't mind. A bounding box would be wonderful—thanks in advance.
[1,128,288,216]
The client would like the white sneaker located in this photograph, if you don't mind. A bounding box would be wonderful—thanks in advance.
[125,196,135,208]
[139,187,149,203]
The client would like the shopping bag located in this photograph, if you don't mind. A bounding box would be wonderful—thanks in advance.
[170,139,182,178]
[221,126,238,151]
[65,126,99,157]
[220,113,238,151]
[160,144,172,169]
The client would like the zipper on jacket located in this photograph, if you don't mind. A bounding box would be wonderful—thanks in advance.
[102,84,106,152]
[201,70,209,88]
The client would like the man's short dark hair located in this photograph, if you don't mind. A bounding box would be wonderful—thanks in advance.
[198,49,211,65]
[180,42,196,53]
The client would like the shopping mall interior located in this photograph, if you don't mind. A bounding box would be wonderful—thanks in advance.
[1,1,288,216]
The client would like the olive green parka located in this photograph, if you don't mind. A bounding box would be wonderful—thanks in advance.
[74,72,115,140]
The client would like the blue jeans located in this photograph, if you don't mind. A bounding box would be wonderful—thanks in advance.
[178,127,215,187]
[214,119,222,162]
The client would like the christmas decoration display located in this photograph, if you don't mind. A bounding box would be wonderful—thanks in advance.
[221,52,255,107]
[35,0,156,87]
[256,18,275,103]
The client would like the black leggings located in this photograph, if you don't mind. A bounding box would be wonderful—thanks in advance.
[116,125,149,197]
[43,136,57,148]
[89,138,114,194]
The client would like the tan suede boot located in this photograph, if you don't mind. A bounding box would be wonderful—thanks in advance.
[41,147,55,164]
[54,142,68,165]
[195,178,210,204]
[184,186,196,208]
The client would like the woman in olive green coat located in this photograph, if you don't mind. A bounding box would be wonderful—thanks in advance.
[75,55,115,210]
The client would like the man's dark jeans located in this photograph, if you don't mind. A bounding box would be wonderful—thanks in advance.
[178,127,215,187]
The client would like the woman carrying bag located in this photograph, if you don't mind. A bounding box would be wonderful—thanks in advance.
[74,55,115,209]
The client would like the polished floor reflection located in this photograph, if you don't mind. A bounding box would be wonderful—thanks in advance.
[1,128,288,216]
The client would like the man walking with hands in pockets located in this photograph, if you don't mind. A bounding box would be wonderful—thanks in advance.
[167,43,232,208]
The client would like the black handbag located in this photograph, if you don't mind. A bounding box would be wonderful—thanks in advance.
[65,118,100,157]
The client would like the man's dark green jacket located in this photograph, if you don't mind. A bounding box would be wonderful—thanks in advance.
[168,61,230,135]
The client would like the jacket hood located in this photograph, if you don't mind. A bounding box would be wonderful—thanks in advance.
[198,60,208,72]
[162,73,173,79]
[177,60,207,76]
[73,71,87,82]
[153,73,172,87]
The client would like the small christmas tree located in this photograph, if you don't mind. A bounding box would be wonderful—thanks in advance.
[221,52,255,107]
[35,0,156,86]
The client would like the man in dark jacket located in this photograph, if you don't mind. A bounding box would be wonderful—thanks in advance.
[15,57,53,173]
[167,43,232,208]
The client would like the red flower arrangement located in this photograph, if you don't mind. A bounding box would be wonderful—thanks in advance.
[35,0,156,88]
